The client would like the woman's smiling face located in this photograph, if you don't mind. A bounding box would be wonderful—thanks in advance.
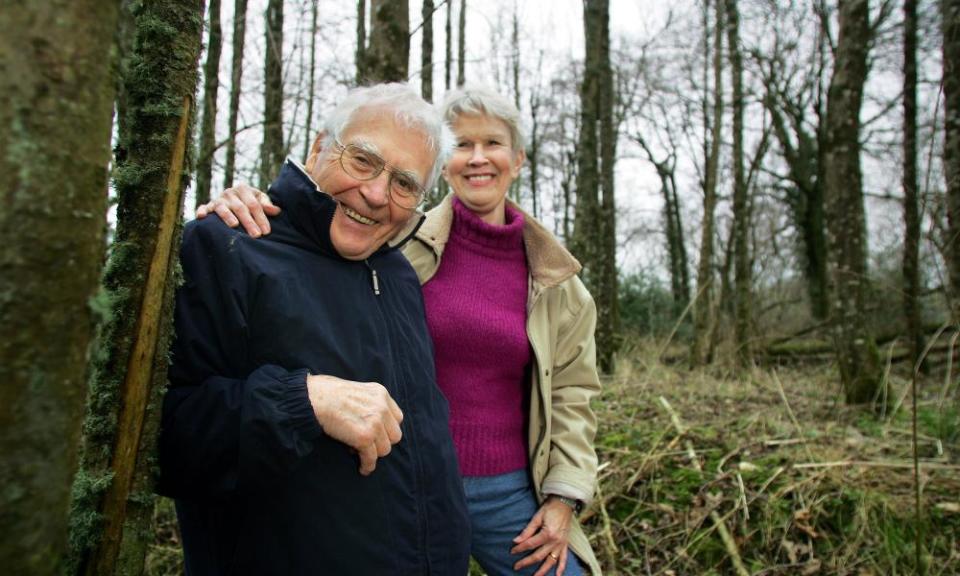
[444,114,525,225]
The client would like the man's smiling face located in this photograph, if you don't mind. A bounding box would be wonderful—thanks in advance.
[306,109,435,260]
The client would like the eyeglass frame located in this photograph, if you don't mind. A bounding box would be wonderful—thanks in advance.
[332,139,426,209]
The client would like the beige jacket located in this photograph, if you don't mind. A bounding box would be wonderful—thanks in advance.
[402,195,602,575]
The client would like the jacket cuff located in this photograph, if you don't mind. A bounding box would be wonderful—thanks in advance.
[277,368,324,441]
[541,465,596,505]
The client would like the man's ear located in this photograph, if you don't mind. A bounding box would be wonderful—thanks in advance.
[305,131,327,172]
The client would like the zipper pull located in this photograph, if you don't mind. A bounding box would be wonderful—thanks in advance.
[365,259,381,296]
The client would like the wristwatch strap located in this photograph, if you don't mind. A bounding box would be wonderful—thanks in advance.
[550,494,583,514]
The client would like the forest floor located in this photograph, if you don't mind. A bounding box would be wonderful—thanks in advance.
[146,344,960,575]
[580,342,960,576]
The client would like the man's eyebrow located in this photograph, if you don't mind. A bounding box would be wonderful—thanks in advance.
[350,139,381,156]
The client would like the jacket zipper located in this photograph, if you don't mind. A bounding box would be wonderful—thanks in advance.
[364,259,381,295]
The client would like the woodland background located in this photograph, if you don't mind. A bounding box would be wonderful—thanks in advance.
[1,0,959,574]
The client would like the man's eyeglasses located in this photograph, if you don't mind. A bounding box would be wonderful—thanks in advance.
[335,140,425,210]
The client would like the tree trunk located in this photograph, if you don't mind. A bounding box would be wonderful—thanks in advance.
[67,1,205,574]
[421,0,434,101]
[356,0,367,84]
[571,0,601,300]
[302,0,319,161]
[692,0,724,366]
[457,0,467,86]
[445,0,452,90]
[573,0,618,372]
[361,0,410,84]
[823,0,882,405]
[0,2,119,573]
[259,0,284,189]
[944,0,960,319]
[223,0,247,190]
[196,0,222,208]
[529,88,541,219]
[903,0,923,370]
[727,0,751,366]
[597,0,619,371]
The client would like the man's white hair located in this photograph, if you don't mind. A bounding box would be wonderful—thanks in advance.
[322,83,454,191]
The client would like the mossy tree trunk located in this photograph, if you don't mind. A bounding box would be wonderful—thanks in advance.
[258,0,284,189]
[571,0,601,332]
[223,0,248,190]
[359,0,409,84]
[68,1,205,574]
[0,2,120,573]
[727,0,751,366]
[944,0,960,320]
[195,0,222,208]
[823,0,882,405]
[572,0,618,372]
[597,0,620,371]
[903,0,923,370]
[692,0,724,366]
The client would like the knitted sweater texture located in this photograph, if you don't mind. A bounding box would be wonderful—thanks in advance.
[422,197,531,476]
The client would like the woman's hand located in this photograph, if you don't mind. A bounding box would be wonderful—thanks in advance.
[511,497,576,576]
[196,183,280,237]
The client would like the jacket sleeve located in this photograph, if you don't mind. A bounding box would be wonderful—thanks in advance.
[541,277,601,505]
[157,222,324,501]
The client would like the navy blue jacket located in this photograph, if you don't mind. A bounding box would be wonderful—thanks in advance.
[159,161,470,575]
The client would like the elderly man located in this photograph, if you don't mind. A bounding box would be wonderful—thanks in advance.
[158,84,470,575]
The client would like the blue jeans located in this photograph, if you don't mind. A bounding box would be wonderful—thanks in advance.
[462,470,585,576]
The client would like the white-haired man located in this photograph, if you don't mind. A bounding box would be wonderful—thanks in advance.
[159,84,470,575]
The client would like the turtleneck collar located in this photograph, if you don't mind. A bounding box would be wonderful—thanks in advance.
[450,195,525,252]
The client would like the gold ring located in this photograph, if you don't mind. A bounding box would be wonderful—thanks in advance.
[549,552,559,560]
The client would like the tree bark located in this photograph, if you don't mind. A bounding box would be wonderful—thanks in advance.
[823,0,882,405]
[196,0,222,208]
[445,0,452,90]
[361,0,410,84]
[67,1,205,574]
[692,0,724,366]
[223,0,247,190]
[727,0,751,366]
[304,0,319,161]
[944,0,960,319]
[356,0,367,85]
[597,0,619,371]
[457,0,467,86]
[0,2,119,573]
[422,0,435,102]
[903,0,923,370]
[259,0,284,189]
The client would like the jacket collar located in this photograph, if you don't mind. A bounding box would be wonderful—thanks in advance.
[416,193,582,288]
[268,158,424,257]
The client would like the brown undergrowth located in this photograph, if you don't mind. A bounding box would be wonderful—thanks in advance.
[582,344,959,575]
[147,345,959,575]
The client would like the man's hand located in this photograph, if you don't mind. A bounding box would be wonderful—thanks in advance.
[511,497,576,576]
[197,183,279,237]
[306,374,404,476]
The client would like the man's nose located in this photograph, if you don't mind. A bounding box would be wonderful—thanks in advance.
[360,171,391,207]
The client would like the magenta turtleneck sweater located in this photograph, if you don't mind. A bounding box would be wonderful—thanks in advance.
[422,197,531,477]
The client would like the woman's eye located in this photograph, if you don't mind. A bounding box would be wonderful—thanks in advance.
[456,141,471,149]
